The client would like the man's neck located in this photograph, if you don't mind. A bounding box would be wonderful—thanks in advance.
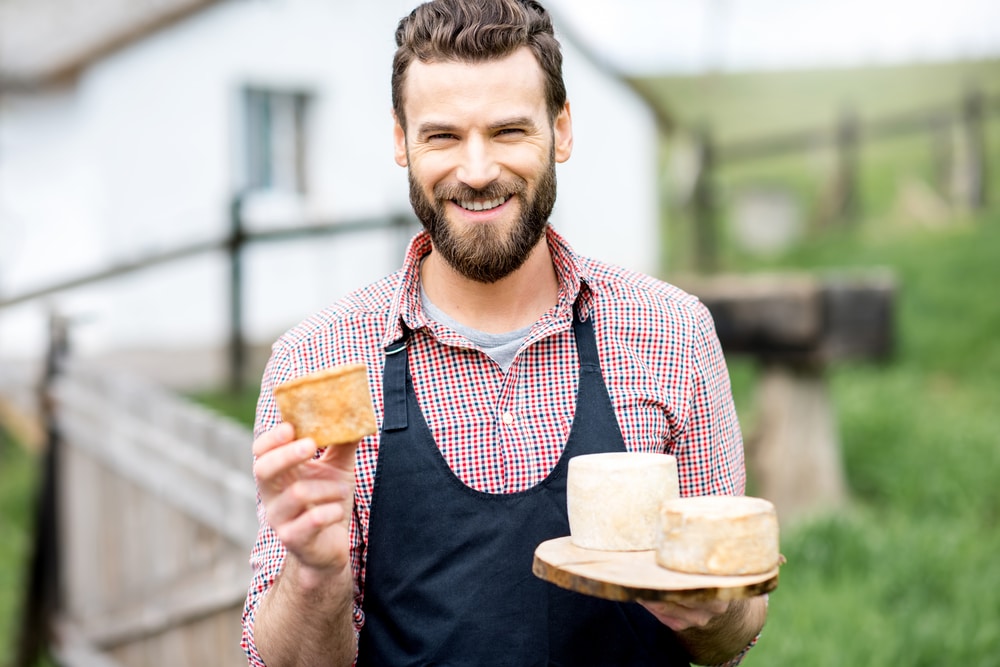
[419,238,559,334]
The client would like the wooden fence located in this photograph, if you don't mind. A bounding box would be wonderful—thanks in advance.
[13,322,258,666]
[688,86,999,272]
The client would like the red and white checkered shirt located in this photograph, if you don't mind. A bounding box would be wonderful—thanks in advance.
[242,227,747,665]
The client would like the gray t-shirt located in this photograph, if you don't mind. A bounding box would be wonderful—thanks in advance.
[420,286,531,373]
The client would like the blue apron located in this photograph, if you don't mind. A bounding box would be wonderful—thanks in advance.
[357,309,689,666]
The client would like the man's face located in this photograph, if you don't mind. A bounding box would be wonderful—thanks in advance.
[394,47,573,284]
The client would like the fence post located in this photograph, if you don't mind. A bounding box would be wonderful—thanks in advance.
[832,107,860,226]
[228,193,247,393]
[961,86,987,210]
[931,111,953,198]
[14,313,70,667]
[692,126,718,273]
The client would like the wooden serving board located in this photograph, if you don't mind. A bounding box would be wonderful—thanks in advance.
[533,536,779,603]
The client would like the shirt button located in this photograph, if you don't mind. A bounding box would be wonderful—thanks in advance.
[502,412,515,426]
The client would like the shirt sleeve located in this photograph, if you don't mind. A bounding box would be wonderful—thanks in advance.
[673,299,746,497]
[712,637,757,667]
[240,346,292,666]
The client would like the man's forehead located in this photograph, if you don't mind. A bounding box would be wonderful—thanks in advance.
[402,47,546,95]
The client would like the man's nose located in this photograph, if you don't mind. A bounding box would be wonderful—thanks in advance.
[456,137,501,190]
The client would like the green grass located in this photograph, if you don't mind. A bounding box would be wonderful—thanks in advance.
[189,385,262,429]
[0,428,45,667]
[732,215,1000,665]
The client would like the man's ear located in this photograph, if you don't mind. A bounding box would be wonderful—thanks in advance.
[393,112,408,167]
[554,101,573,164]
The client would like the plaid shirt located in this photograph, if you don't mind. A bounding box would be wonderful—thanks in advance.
[242,227,748,665]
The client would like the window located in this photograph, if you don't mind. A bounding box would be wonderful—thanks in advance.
[242,87,311,193]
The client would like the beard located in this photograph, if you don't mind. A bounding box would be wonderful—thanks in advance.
[408,152,558,284]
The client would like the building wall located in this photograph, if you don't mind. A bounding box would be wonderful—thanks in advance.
[0,0,659,366]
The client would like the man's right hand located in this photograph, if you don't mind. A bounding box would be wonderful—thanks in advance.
[252,422,360,666]
[252,422,358,573]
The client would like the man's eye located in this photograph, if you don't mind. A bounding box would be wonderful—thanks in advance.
[428,133,457,141]
[498,128,525,137]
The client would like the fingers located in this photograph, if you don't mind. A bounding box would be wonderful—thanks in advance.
[275,498,341,537]
[318,439,360,472]
[253,434,319,491]
[273,501,353,572]
[265,479,352,527]
[252,422,296,457]
[639,599,730,631]
[252,424,359,571]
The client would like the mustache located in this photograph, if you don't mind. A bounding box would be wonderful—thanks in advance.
[434,178,527,203]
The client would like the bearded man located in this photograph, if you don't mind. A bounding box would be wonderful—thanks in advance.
[243,1,767,665]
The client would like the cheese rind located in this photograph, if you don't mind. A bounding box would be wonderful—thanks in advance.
[655,496,779,575]
[568,453,679,551]
[274,363,377,448]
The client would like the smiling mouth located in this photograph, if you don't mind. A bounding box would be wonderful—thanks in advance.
[454,195,512,212]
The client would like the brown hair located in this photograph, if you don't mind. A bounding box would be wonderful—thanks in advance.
[392,0,566,129]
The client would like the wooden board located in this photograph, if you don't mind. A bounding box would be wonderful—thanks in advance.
[533,537,779,603]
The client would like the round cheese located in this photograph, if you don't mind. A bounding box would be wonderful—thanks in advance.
[655,496,779,575]
[567,452,679,551]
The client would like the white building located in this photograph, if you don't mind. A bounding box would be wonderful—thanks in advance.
[0,0,661,387]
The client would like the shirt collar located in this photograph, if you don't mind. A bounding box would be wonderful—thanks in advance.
[382,225,593,349]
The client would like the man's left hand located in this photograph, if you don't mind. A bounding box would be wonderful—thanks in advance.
[638,599,730,632]
[638,595,768,665]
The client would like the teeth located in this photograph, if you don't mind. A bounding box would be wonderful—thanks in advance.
[458,196,507,212]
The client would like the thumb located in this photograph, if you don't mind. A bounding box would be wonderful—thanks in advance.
[319,439,360,474]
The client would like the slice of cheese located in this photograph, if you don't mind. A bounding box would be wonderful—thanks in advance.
[655,496,779,575]
[568,452,679,551]
[274,363,377,448]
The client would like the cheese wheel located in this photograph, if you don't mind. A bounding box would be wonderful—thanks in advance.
[567,452,679,551]
[655,496,779,575]
[274,363,377,448]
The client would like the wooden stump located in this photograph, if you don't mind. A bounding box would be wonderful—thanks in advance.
[748,364,847,524]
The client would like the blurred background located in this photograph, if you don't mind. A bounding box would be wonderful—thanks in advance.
[1,0,998,665]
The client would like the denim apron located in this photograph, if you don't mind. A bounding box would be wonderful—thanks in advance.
[357,309,689,666]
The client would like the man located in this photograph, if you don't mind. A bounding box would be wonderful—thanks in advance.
[242,1,767,665]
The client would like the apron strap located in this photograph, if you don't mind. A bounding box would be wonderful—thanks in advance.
[571,300,601,372]
[381,322,410,432]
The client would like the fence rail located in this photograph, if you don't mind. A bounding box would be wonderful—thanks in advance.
[0,209,417,391]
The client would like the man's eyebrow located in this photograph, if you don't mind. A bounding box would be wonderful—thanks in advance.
[416,121,458,136]
[489,116,536,130]
[415,116,538,136]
